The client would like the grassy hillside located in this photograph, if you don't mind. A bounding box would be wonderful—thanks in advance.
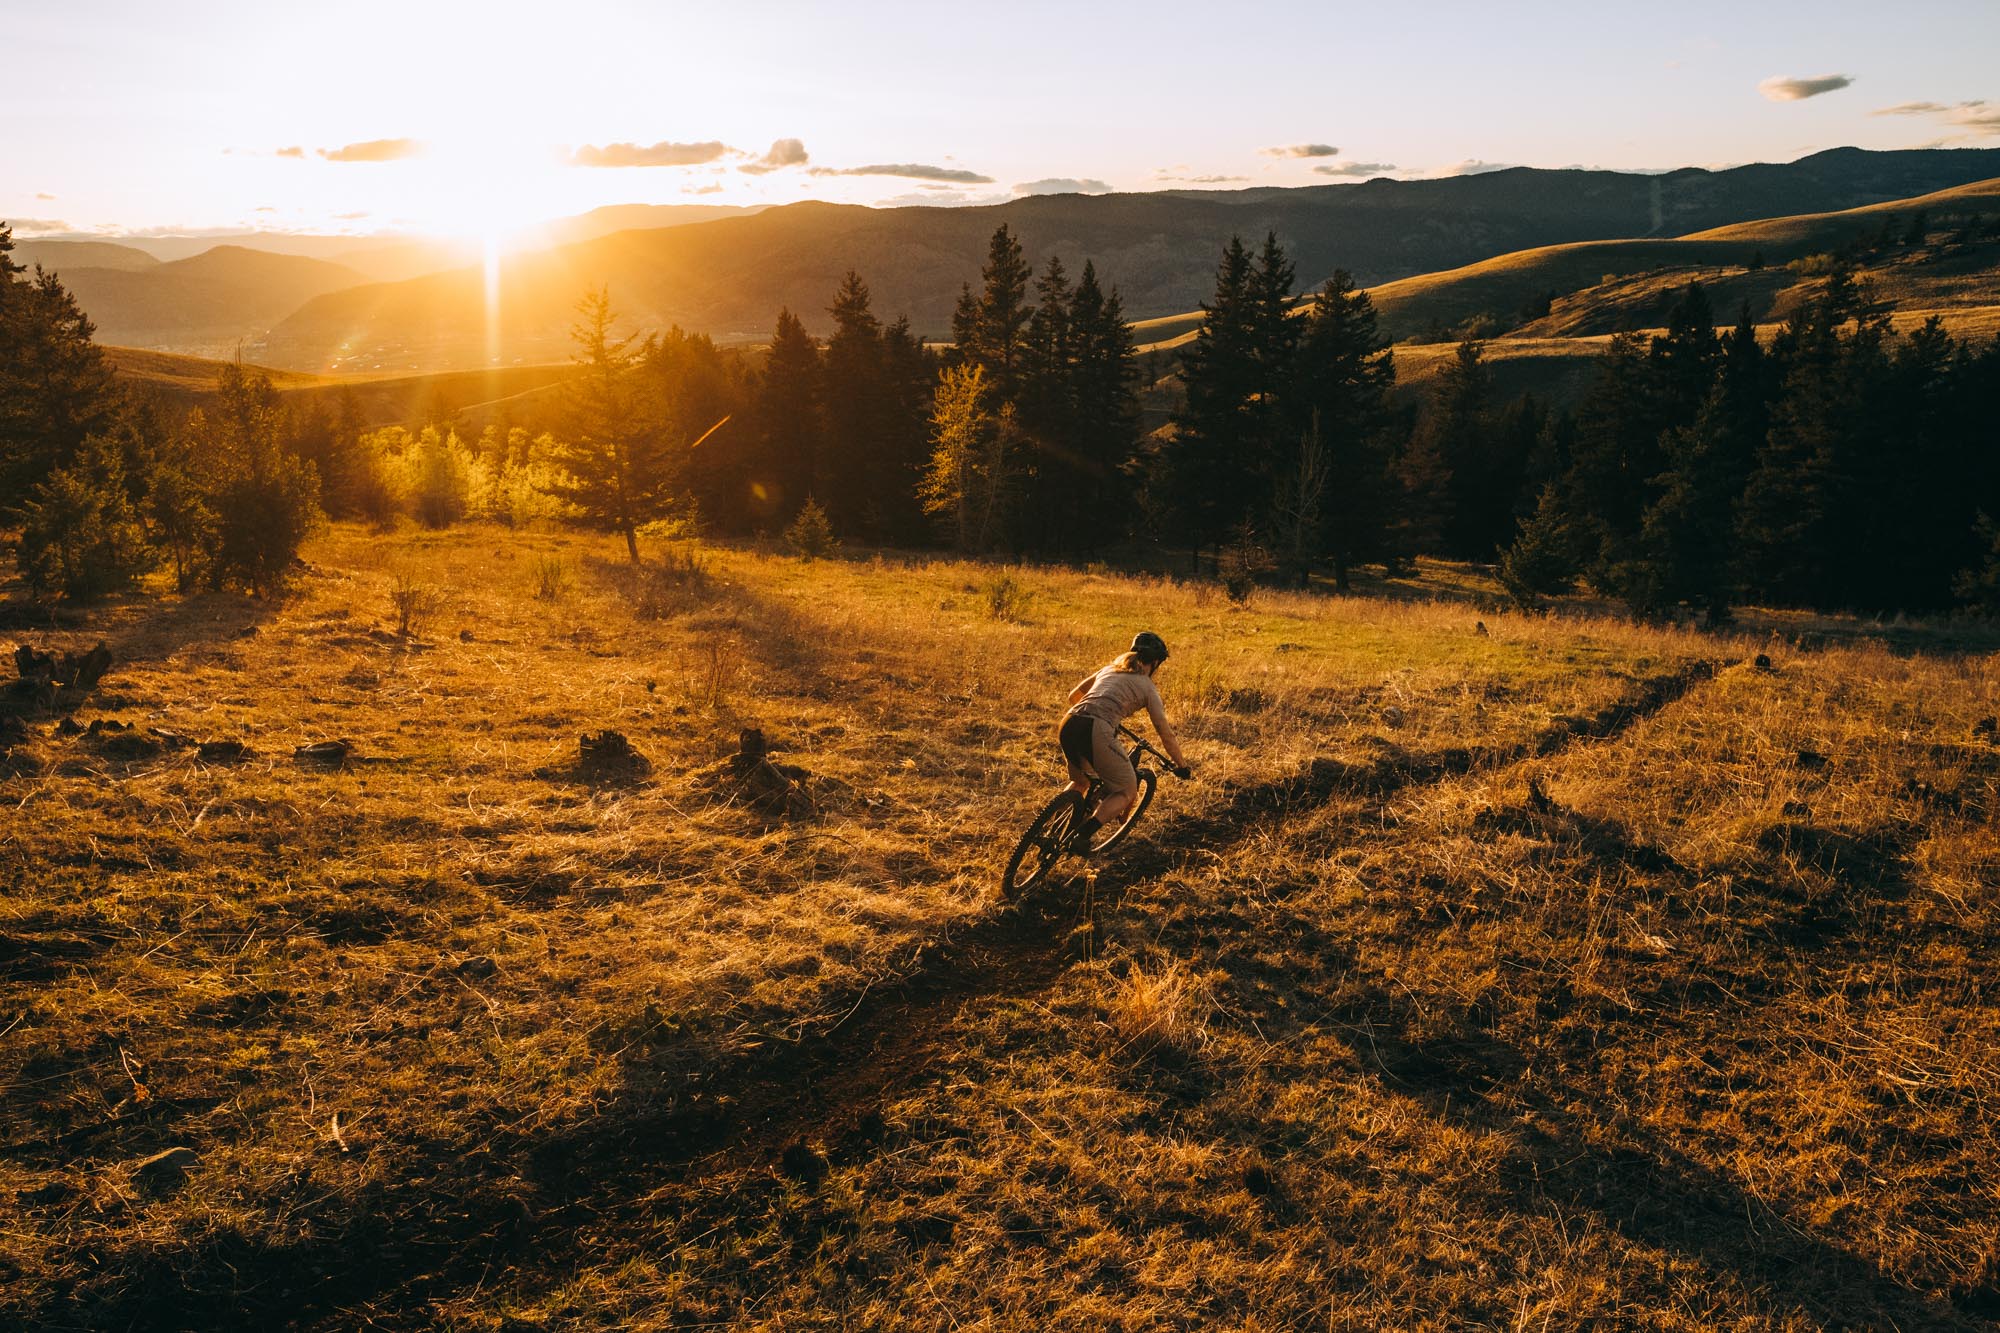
[2,525,1995,1328]
[59,248,371,357]
[1367,177,2000,342]
[253,149,2000,373]
[103,346,574,430]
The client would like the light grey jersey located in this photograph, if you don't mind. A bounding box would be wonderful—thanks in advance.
[1066,666,1169,734]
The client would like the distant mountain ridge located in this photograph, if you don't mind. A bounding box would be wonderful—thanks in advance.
[253,148,2000,372]
[53,247,370,356]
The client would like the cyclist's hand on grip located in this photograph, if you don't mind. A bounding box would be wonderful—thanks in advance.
[1173,764,1193,780]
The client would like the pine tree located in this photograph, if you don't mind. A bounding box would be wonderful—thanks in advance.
[1292,271,1396,587]
[1156,236,1261,568]
[756,308,823,528]
[1409,339,1492,557]
[196,362,323,593]
[1499,483,1584,607]
[1063,261,1141,552]
[958,225,1033,400]
[0,228,121,515]
[557,287,666,562]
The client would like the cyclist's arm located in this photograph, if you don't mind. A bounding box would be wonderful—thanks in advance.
[1066,674,1095,707]
[1144,689,1187,768]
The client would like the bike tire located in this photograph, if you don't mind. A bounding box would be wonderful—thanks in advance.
[1089,767,1157,853]
[1000,789,1082,900]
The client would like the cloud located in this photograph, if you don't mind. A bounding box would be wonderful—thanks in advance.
[810,162,995,184]
[1439,159,1521,175]
[1154,172,1249,184]
[4,218,70,235]
[319,138,423,162]
[1758,74,1854,102]
[276,145,305,158]
[253,206,277,213]
[687,182,726,195]
[1313,160,1397,178]
[1873,98,2000,136]
[333,211,369,220]
[36,191,56,201]
[1261,143,1339,158]
[569,139,731,167]
[740,137,809,174]
[1015,177,1111,195]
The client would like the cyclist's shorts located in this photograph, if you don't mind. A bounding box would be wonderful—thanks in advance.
[1059,713,1136,797]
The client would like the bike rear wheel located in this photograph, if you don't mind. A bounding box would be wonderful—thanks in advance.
[1000,789,1083,899]
[1087,767,1157,853]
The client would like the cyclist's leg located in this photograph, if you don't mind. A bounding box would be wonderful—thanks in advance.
[1085,719,1139,825]
[1058,714,1098,797]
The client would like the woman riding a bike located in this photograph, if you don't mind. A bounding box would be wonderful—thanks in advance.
[1059,631,1191,850]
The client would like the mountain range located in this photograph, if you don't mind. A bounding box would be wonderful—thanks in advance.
[13,147,2000,374]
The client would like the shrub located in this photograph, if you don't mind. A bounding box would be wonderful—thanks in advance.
[784,497,838,560]
[981,571,1032,622]
[1106,961,1211,1061]
[622,546,711,620]
[208,450,320,594]
[389,570,449,638]
[17,439,153,601]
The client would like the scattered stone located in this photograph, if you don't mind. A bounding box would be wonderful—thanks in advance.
[455,955,498,982]
[294,739,354,766]
[86,718,130,735]
[1474,620,1489,636]
[54,717,85,738]
[578,730,651,782]
[197,740,252,763]
[1794,748,1830,771]
[1753,653,1775,672]
[1274,642,1307,653]
[149,729,195,749]
[458,629,475,643]
[777,1140,827,1186]
[234,626,259,639]
[15,641,113,691]
[132,1146,199,1191]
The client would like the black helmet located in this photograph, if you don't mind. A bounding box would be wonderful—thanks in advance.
[1131,631,1169,664]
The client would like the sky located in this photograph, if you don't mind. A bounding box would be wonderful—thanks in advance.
[3,0,1996,240]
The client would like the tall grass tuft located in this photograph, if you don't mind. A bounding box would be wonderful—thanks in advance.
[982,571,1032,623]
[389,570,449,638]
[532,554,572,602]
[1106,960,1211,1060]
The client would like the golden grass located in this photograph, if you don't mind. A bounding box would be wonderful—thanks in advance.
[2,524,1995,1329]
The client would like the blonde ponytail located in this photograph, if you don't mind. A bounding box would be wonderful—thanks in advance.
[1105,651,1147,674]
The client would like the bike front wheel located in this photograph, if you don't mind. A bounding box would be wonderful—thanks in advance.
[1000,789,1083,900]
[1087,767,1157,854]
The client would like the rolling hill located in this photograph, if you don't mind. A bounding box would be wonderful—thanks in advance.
[53,247,371,356]
[11,239,161,272]
[252,148,2000,373]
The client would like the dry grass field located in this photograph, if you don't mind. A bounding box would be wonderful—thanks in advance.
[2,525,1996,1329]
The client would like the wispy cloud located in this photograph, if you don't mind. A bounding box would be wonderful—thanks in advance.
[1261,143,1339,158]
[275,146,305,159]
[1313,160,1397,178]
[570,139,731,167]
[1015,177,1111,195]
[739,137,809,174]
[1873,98,2000,136]
[1759,74,1854,102]
[36,191,56,201]
[5,218,70,235]
[1439,159,1520,176]
[319,138,423,162]
[810,163,996,184]
[1154,172,1249,184]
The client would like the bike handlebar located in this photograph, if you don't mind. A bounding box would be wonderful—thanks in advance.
[1115,724,1189,779]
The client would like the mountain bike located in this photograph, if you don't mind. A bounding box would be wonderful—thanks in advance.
[1000,723,1186,899]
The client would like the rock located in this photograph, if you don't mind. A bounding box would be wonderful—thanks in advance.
[133,1146,199,1190]
[1474,620,1488,636]
[197,740,252,763]
[1753,653,1775,672]
[1794,748,1829,771]
[15,641,112,690]
[577,731,650,782]
[86,718,130,735]
[294,739,353,765]
[55,717,85,738]
[778,1140,827,1186]
[458,629,475,643]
